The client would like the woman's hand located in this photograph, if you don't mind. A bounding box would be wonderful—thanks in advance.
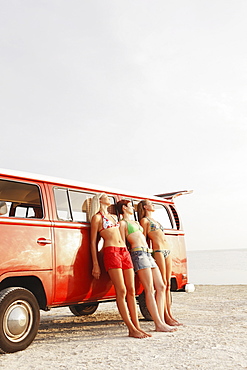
[90,214,101,279]
[92,264,101,279]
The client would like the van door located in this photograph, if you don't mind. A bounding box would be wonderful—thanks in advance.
[48,186,115,305]
[0,179,53,283]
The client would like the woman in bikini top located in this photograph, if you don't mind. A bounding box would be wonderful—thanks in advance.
[90,194,124,250]
[125,220,144,235]
[145,217,164,232]
[90,193,130,275]
[99,212,120,233]
[137,206,170,256]
[144,217,170,258]
[117,199,176,332]
[137,199,182,327]
[89,193,150,339]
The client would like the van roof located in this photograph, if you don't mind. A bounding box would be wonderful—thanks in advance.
[0,168,192,201]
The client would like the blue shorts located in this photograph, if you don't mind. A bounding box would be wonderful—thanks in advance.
[130,248,157,272]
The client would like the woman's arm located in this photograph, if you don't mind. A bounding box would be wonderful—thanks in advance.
[90,214,101,279]
[119,220,127,244]
[140,218,149,237]
[140,218,151,247]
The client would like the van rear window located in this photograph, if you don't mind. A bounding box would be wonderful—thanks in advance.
[152,203,173,229]
[0,179,43,218]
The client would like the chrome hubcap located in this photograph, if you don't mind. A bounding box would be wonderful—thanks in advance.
[3,300,33,342]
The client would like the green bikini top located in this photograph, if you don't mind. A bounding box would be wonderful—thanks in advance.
[123,220,143,235]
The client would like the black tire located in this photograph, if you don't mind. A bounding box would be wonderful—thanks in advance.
[138,291,153,321]
[0,287,40,353]
[69,302,99,316]
[170,278,178,292]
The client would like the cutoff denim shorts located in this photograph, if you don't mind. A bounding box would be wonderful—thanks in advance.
[130,248,157,272]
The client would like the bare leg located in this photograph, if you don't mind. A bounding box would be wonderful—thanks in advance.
[122,268,151,337]
[137,268,176,332]
[108,268,149,338]
[153,252,180,326]
[151,267,165,321]
[165,255,183,326]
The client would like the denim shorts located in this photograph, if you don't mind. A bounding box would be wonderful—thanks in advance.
[130,248,157,272]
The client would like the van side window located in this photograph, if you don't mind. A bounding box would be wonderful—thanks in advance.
[69,191,93,222]
[0,179,43,218]
[54,188,96,222]
[153,203,173,229]
[54,188,72,221]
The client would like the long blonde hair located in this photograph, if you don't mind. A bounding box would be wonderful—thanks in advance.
[89,193,104,222]
[137,199,148,222]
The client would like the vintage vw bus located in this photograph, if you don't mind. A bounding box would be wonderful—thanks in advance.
[0,169,192,353]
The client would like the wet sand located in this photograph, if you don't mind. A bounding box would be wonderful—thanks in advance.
[1,285,247,369]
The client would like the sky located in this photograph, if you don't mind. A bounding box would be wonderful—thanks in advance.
[1,1,247,251]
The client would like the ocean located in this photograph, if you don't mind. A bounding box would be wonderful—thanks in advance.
[186,248,247,285]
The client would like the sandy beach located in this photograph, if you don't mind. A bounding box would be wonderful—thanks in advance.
[0,285,246,370]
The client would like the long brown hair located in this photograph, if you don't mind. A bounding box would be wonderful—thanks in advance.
[116,199,130,215]
[137,200,148,222]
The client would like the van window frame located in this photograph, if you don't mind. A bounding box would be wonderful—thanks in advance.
[151,202,174,229]
[0,178,44,219]
[128,199,176,230]
[53,187,117,223]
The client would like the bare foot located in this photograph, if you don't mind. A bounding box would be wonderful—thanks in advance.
[155,323,177,332]
[165,315,183,326]
[173,320,184,326]
[135,326,152,337]
[166,318,183,326]
[139,329,152,337]
[134,325,152,337]
[129,329,151,338]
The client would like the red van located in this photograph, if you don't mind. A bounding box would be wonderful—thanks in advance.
[0,169,192,353]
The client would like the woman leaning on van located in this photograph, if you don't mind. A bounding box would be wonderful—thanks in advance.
[117,199,176,332]
[137,199,182,326]
[89,193,150,339]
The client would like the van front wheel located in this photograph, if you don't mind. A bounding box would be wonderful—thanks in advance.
[0,287,40,353]
[69,303,99,316]
[138,291,152,321]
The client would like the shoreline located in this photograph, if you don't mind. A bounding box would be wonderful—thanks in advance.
[1,285,247,369]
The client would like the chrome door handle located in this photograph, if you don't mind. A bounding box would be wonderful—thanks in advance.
[37,238,52,245]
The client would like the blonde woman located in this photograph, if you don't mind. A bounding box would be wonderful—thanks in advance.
[117,199,176,332]
[89,193,150,339]
[137,199,182,326]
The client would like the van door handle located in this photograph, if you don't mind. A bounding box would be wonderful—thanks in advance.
[37,238,52,245]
